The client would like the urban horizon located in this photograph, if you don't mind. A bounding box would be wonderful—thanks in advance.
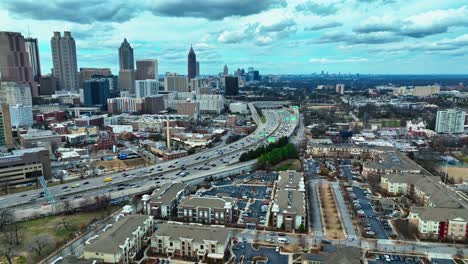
[0,0,467,75]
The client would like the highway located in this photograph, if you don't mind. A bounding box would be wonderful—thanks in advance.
[1,103,299,210]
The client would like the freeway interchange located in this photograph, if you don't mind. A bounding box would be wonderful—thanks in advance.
[0,103,299,212]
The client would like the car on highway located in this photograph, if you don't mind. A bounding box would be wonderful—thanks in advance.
[103,177,113,183]
[71,183,80,188]
[83,181,89,185]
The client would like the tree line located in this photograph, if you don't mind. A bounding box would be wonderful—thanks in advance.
[257,143,299,169]
[239,137,289,162]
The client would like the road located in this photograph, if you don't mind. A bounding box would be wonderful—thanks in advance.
[331,181,356,239]
[1,103,299,211]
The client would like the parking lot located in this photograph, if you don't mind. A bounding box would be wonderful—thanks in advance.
[351,187,393,239]
[242,200,268,225]
[367,254,425,264]
[232,242,287,264]
[201,185,270,200]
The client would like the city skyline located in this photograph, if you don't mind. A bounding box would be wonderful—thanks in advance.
[0,0,467,75]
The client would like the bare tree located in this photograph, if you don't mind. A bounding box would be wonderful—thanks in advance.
[30,235,52,257]
[56,217,72,231]
[0,208,14,232]
[0,230,15,264]
[62,199,72,214]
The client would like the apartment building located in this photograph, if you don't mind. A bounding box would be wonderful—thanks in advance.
[177,196,237,225]
[151,223,231,263]
[83,215,154,264]
[409,207,468,241]
[271,189,306,231]
[146,182,188,218]
[277,170,305,191]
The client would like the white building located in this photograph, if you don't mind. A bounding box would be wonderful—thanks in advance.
[435,110,466,134]
[108,125,133,134]
[166,92,225,114]
[336,84,345,95]
[135,79,159,98]
[9,104,33,127]
[229,102,249,114]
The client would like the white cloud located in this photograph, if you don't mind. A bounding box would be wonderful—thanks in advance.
[309,57,369,63]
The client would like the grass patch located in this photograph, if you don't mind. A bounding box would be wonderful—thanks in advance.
[273,159,302,171]
[260,115,266,124]
[4,206,120,263]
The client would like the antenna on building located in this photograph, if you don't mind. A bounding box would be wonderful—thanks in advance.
[27,25,31,37]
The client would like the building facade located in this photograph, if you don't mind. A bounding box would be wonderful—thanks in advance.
[38,75,57,95]
[51,31,78,91]
[136,59,158,80]
[0,147,51,186]
[135,79,159,98]
[83,79,110,109]
[78,68,112,89]
[0,82,33,106]
[119,38,134,70]
[164,74,189,92]
[177,196,236,225]
[9,104,33,127]
[187,46,197,79]
[24,37,41,82]
[224,76,239,96]
[0,104,13,148]
[118,69,135,94]
[435,110,465,134]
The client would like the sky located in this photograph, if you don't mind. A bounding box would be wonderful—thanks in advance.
[1,0,468,75]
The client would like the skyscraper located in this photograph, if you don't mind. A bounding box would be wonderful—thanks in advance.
[196,61,200,77]
[0,31,37,96]
[83,79,110,109]
[119,38,134,70]
[187,46,197,79]
[136,60,158,80]
[51,31,78,91]
[224,76,239,96]
[135,79,159,98]
[119,69,135,94]
[79,68,112,89]
[223,65,228,76]
[38,75,57,96]
[24,38,41,82]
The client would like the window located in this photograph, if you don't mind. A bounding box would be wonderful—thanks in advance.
[170,242,173,247]
[200,245,204,250]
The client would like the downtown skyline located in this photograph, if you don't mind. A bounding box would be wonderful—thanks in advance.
[0,0,467,75]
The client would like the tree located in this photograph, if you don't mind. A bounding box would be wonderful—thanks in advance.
[30,235,52,257]
[0,208,14,232]
[0,230,15,264]
[56,217,72,231]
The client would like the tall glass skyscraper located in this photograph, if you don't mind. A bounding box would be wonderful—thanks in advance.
[51,31,78,91]
[187,45,197,79]
[24,37,41,82]
[119,38,134,70]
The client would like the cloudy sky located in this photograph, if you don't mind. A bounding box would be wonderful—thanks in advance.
[1,0,468,75]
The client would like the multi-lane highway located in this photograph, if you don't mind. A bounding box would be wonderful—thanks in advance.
[0,103,299,211]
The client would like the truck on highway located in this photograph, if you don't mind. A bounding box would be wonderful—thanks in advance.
[103,177,113,183]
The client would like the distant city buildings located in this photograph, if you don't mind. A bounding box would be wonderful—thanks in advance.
[336,83,345,95]
[136,59,158,80]
[223,65,228,76]
[51,31,78,91]
[0,31,37,96]
[118,38,134,70]
[435,110,466,134]
[78,68,112,89]
[187,46,197,79]
[392,85,440,97]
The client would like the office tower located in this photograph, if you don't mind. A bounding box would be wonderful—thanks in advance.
[435,110,466,134]
[119,69,135,94]
[135,79,159,98]
[336,84,345,95]
[0,82,33,106]
[144,95,165,114]
[247,69,260,82]
[79,68,112,89]
[0,104,13,148]
[92,74,119,98]
[136,59,158,80]
[24,38,41,82]
[187,46,196,79]
[51,31,78,91]
[119,38,134,70]
[9,104,33,127]
[196,61,200,77]
[224,76,239,96]
[0,31,38,96]
[164,73,189,92]
[223,65,228,76]
[39,75,57,95]
[83,79,110,109]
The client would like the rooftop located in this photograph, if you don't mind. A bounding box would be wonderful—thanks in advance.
[274,189,305,215]
[83,215,151,254]
[277,170,304,190]
[153,223,231,244]
[411,207,468,222]
[179,196,235,209]
[150,182,187,204]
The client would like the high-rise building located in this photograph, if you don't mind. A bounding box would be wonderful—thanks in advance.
[0,31,38,96]
[119,69,135,94]
[196,61,200,77]
[187,46,197,79]
[435,110,466,134]
[92,74,119,98]
[119,38,134,70]
[144,95,165,114]
[223,65,228,76]
[336,84,345,95]
[38,75,57,95]
[9,104,33,127]
[136,60,158,80]
[224,76,239,96]
[0,104,13,149]
[107,97,144,114]
[0,82,33,106]
[24,38,41,82]
[79,68,112,89]
[164,73,189,92]
[51,31,78,91]
[135,79,159,98]
[83,79,110,109]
